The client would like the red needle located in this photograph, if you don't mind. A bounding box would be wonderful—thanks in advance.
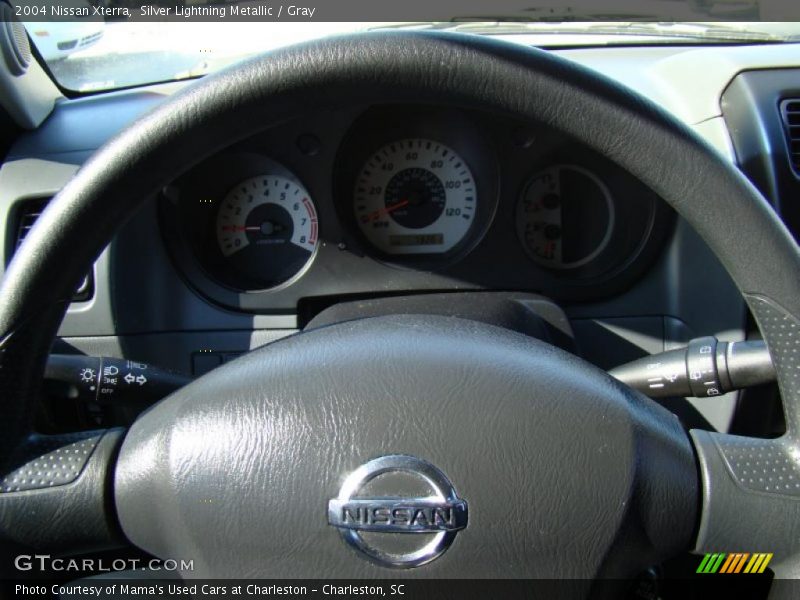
[363,199,409,223]
[220,225,260,232]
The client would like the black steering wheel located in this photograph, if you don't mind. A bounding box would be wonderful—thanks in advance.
[1,32,799,590]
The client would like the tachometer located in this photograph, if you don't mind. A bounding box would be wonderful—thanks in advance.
[354,139,477,255]
[215,174,318,288]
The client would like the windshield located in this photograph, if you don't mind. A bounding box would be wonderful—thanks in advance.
[19,2,800,92]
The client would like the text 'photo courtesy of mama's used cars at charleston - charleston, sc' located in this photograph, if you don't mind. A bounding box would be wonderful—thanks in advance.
[3,0,800,599]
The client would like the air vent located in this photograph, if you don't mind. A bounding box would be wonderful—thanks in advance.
[780,99,800,175]
[10,198,93,301]
[13,198,47,252]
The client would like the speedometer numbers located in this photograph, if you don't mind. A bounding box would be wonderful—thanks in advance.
[354,139,477,256]
[216,174,317,288]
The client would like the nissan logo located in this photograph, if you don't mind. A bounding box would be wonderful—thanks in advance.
[327,455,468,568]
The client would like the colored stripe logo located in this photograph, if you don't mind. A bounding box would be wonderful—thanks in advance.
[697,553,773,574]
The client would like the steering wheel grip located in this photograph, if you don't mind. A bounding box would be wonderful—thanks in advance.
[0,430,124,555]
[693,296,800,573]
[0,31,799,576]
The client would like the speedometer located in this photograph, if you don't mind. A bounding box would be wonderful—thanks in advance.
[353,139,477,255]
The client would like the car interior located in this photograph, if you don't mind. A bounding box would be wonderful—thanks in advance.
[1,3,800,599]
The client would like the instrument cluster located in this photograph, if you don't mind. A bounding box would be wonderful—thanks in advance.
[160,105,672,311]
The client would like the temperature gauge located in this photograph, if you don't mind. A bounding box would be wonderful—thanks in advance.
[516,165,614,269]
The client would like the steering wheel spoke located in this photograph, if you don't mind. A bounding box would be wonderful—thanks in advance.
[691,294,800,577]
[0,429,125,556]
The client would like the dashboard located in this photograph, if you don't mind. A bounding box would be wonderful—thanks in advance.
[5,40,800,434]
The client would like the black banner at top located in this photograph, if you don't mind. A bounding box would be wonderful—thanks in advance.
[6,0,800,23]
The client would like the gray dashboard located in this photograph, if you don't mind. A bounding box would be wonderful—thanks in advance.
[5,40,796,432]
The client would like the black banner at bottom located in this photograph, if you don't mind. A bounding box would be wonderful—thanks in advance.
[3,576,789,600]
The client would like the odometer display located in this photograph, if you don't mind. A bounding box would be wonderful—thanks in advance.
[354,139,477,255]
[389,233,444,247]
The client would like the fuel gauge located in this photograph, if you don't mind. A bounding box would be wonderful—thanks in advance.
[516,165,614,270]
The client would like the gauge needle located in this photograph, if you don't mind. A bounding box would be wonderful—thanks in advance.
[220,225,261,232]
[363,199,409,223]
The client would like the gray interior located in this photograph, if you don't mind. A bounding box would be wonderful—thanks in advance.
[1,28,800,592]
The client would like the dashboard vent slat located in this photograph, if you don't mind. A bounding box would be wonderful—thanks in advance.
[10,198,93,301]
[784,100,800,113]
[13,199,47,251]
[780,99,800,175]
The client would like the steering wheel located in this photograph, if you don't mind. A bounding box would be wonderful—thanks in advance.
[1,32,799,590]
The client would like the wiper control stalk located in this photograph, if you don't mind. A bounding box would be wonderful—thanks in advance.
[609,336,775,399]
